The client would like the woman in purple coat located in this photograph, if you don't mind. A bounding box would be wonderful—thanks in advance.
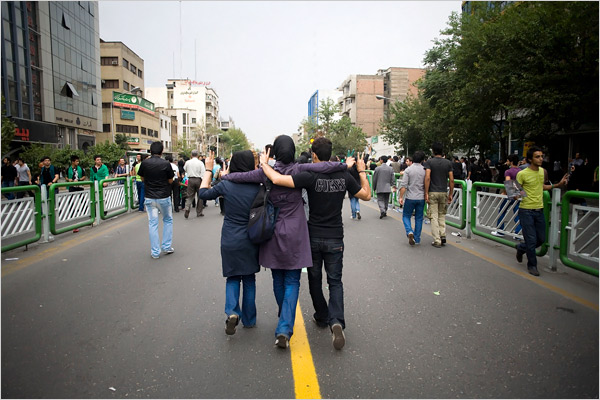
[222,135,347,348]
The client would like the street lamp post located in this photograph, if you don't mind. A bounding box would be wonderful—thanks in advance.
[111,86,141,143]
[375,94,408,157]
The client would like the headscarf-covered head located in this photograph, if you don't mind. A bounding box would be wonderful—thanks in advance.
[229,150,255,173]
[271,135,296,165]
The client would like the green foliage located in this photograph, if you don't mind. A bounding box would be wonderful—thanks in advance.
[1,96,16,157]
[221,128,250,156]
[114,133,131,151]
[329,116,368,158]
[383,2,599,159]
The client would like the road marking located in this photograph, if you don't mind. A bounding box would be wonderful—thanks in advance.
[291,303,321,399]
[362,201,598,311]
[1,215,143,278]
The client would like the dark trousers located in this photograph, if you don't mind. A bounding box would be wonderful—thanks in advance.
[308,237,345,328]
[16,181,34,198]
[136,181,145,211]
[516,208,546,269]
[185,177,204,215]
[171,179,180,211]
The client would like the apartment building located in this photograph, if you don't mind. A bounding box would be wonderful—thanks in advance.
[1,1,102,154]
[98,40,160,152]
[338,74,384,138]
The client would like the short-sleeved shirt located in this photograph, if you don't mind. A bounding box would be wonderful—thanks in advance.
[2,164,18,182]
[89,164,109,182]
[517,167,545,209]
[424,156,453,193]
[138,155,174,199]
[504,166,520,181]
[16,163,30,182]
[400,163,426,200]
[292,170,361,239]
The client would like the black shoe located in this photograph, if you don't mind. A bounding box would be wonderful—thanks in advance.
[380,212,385,219]
[331,323,346,350]
[408,233,415,246]
[516,249,524,263]
[357,212,361,220]
[441,236,446,246]
[225,314,239,335]
[275,334,289,348]
[184,209,190,219]
[528,267,540,276]
[312,316,328,329]
[431,241,442,248]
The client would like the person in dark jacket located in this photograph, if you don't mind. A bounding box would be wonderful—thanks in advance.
[198,150,261,335]
[221,135,347,349]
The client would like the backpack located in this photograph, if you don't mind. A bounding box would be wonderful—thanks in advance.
[247,180,279,244]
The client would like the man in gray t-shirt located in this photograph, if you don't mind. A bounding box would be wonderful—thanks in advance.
[399,151,426,246]
[424,143,454,248]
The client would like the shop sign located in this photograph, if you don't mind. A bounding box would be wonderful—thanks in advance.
[113,92,156,115]
[371,136,379,144]
[127,137,140,144]
[12,118,58,143]
[121,110,135,120]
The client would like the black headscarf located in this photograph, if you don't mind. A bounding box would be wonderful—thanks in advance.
[229,150,255,173]
[272,135,295,164]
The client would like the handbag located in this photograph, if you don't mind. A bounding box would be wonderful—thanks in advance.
[247,179,279,244]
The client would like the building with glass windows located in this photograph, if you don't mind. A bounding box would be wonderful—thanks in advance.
[1,1,102,154]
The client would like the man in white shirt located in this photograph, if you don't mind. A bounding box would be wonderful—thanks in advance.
[183,149,206,219]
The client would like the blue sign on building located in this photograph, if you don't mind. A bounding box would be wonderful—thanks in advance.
[308,90,319,125]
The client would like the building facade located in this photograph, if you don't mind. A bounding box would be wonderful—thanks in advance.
[1,1,102,154]
[338,74,384,138]
[308,89,342,127]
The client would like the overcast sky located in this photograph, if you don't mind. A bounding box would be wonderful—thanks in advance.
[98,1,462,148]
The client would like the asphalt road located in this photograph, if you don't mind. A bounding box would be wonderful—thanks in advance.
[2,198,598,398]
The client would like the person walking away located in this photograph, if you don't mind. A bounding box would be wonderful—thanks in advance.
[221,135,348,349]
[424,142,454,248]
[137,142,175,259]
[198,150,261,334]
[15,158,33,199]
[1,156,18,200]
[165,155,180,212]
[399,151,426,246]
[348,163,362,220]
[259,138,371,350]
[134,154,148,212]
[183,149,206,219]
[515,146,567,276]
[452,157,464,181]
[372,156,395,219]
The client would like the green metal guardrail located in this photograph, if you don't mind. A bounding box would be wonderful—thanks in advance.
[470,181,550,256]
[1,185,42,252]
[447,179,467,230]
[560,190,599,276]
[48,181,96,235]
[99,177,129,219]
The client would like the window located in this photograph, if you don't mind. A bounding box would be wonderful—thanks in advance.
[61,82,79,98]
[130,64,137,74]
[103,124,110,132]
[122,58,129,69]
[91,92,97,105]
[192,118,196,124]
[62,12,71,29]
[102,102,111,108]
[116,124,138,134]
[101,56,118,66]
[123,81,129,91]
[182,113,187,124]
[141,127,147,135]
[160,120,163,128]
[137,69,142,78]
[101,79,118,89]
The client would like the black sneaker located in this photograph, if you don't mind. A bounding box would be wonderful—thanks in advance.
[516,249,524,263]
[528,267,540,276]
[408,233,415,246]
[356,212,361,220]
[331,323,345,350]
[312,316,328,329]
[380,212,385,219]
[225,314,239,335]
[275,334,289,348]
[441,236,446,246]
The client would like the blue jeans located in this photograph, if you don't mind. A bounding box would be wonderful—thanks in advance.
[2,180,15,199]
[136,181,145,211]
[308,237,345,328]
[271,269,301,338]
[497,199,522,234]
[402,199,425,243]
[349,196,360,218]
[516,208,546,269]
[225,274,256,327]
[144,197,173,257]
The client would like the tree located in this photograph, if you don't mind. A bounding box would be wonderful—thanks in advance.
[114,133,131,151]
[329,116,368,158]
[318,98,340,137]
[221,128,250,156]
[1,96,16,157]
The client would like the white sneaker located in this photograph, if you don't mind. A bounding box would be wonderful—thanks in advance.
[491,231,505,237]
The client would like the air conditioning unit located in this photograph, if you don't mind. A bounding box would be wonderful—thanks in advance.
[111,61,118,65]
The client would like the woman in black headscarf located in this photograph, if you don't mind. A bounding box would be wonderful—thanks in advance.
[198,150,261,335]
[222,135,348,348]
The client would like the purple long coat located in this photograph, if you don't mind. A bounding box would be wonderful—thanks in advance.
[223,161,347,270]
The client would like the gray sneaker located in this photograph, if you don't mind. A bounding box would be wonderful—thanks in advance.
[331,323,345,350]
[163,247,175,255]
[225,314,239,335]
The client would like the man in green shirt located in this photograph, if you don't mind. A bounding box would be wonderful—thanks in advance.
[515,146,567,276]
[89,155,109,187]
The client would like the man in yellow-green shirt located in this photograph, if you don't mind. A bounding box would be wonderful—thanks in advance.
[516,146,567,276]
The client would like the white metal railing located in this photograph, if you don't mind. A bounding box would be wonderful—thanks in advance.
[55,190,91,223]
[568,204,599,264]
[104,183,126,212]
[446,186,463,223]
[1,197,35,239]
[475,191,523,239]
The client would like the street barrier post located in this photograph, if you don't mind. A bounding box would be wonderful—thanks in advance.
[47,181,96,235]
[0,185,42,252]
[548,188,562,271]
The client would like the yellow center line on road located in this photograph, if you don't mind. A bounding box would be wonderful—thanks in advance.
[362,200,598,311]
[291,303,321,399]
[1,214,143,278]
